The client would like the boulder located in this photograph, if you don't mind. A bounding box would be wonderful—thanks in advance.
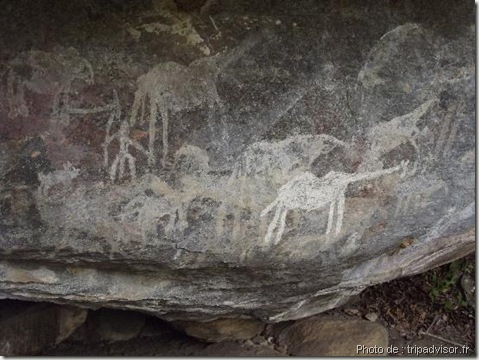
[277,318,389,356]
[174,318,265,342]
[88,308,147,342]
[198,340,283,356]
[0,0,474,322]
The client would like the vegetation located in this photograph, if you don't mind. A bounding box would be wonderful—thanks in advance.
[428,256,475,311]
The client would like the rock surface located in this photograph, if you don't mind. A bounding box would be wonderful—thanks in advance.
[88,308,147,342]
[198,340,283,356]
[0,302,87,355]
[277,317,389,356]
[174,318,265,342]
[0,0,475,322]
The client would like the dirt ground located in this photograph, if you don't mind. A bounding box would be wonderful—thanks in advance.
[39,253,475,356]
[341,252,476,357]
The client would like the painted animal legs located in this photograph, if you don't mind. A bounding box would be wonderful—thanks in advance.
[161,107,169,168]
[52,91,61,116]
[8,78,29,117]
[264,204,282,245]
[274,207,288,245]
[335,192,345,235]
[326,200,336,234]
[148,99,158,168]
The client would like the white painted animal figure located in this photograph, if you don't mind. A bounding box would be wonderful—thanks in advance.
[434,100,467,161]
[38,162,80,196]
[117,193,173,243]
[358,23,421,88]
[128,33,265,168]
[230,134,348,185]
[261,162,407,245]
[394,175,448,216]
[367,99,437,157]
[358,99,437,174]
[7,47,94,118]
[173,144,210,176]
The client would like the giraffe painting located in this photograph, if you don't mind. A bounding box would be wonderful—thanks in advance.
[261,161,408,245]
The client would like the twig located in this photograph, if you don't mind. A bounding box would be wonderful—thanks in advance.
[419,330,466,348]
[426,314,440,333]
[65,103,117,114]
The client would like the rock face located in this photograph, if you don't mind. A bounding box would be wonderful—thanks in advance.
[0,0,475,322]
[0,302,87,355]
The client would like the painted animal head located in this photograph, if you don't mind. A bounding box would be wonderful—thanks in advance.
[62,161,81,177]
[62,47,94,85]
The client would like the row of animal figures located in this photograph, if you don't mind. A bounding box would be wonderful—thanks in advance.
[34,94,448,248]
[6,35,264,179]
[9,45,458,248]
[7,43,459,184]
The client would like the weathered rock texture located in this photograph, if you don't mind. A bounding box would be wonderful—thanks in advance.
[0,302,87,355]
[0,0,475,322]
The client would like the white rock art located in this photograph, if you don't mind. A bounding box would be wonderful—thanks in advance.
[359,99,437,172]
[38,162,80,196]
[129,35,263,168]
[7,47,93,118]
[358,23,421,88]
[434,101,465,160]
[173,144,210,175]
[339,232,362,257]
[420,202,474,244]
[109,121,138,181]
[433,63,475,86]
[102,91,148,182]
[261,162,408,246]
[117,193,173,243]
[394,176,448,216]
[135,152,228,244]
[129,59,221,168]
[459,150,475,170]
[138,0,211,55]
[216,135,347,242]
[229,134,348,184]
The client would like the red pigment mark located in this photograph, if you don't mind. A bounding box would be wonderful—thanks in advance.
[0,114,51,140]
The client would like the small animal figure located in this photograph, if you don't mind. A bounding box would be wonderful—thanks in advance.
[38,162,80,196]
[367,99,437,158]
[7,47,94,118]
[229,134,347,184]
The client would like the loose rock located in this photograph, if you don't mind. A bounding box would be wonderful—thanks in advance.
[198,341,284,356]
[174,318,265,343]
[277,317,389,356]
[89,308,146,342]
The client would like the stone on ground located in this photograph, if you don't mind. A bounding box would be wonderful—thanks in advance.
[88,308,147,342]
[198,340,283,356]
[174,318,265,342]
[277,317,389,356]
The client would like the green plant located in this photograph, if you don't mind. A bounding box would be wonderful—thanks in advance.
[428,256,475,310]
